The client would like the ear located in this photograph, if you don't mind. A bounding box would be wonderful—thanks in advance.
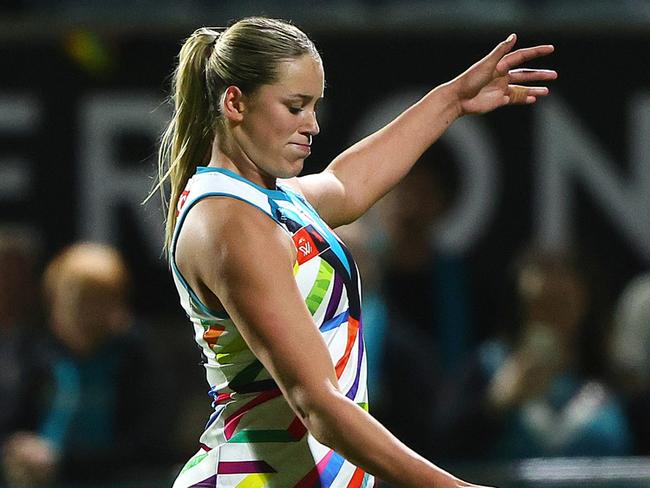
[222,85,246,123]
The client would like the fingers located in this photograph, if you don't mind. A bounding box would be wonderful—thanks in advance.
[508,84,550,104]
[506,66,556,105]
[498,44,555,73]
[508,68,558,83]
[485,33,518,69]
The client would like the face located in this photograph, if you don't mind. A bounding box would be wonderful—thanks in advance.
[50,282,129,357]
[519,264,587,338]
[232,54,324,183]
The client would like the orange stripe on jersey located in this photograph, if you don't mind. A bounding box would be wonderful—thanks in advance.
[335,317,359,378]
[347,467,366,487]
[203,325,226,348]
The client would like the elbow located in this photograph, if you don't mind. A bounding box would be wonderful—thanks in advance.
[289,383,343,448]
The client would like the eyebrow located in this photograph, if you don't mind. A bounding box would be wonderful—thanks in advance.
[286,94,324,103]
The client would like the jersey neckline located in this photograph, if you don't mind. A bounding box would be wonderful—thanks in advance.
[196,166,290,200]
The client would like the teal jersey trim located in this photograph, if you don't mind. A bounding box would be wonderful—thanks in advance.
[196,167,291,201]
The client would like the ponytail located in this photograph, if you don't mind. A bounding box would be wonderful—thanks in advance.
[150,18,320,258]
[153,28,220,255]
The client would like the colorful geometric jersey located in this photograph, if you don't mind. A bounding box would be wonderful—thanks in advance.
[170,167,375,488]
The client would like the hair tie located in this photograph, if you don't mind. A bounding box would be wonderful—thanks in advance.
[196,26,226,46]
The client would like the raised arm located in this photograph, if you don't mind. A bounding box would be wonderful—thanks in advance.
[293,34,556,228]
[175,198,492,488]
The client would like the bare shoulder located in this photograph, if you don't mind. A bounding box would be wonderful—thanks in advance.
[175,197,296,302]
[282,172,347,227]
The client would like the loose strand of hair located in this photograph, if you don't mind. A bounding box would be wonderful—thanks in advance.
[152,34,217,258]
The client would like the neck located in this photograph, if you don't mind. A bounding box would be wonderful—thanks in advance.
[208,134,277,190]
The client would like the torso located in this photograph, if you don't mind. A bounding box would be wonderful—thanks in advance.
[170,167,374,488]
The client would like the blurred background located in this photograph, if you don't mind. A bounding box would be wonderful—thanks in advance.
[1,1,650,487]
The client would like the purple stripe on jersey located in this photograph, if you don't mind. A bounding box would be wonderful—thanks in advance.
[345,319,365,400]
[189,475,217,488]
[217,460,276,474]
[323,273,343,322]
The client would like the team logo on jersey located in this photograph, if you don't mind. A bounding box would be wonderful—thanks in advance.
[298,239,312,257]
[292,225,329,265]
[177,189,190,216]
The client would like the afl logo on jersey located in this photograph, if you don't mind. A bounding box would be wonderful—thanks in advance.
[292,227,321,265]
[177,190,190,216]
[298,239,312,257]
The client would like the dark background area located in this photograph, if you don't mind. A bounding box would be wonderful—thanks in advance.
[1,27,647,333]
[1,2,650,486]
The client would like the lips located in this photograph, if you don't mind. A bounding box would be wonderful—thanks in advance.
[290,142,311,155]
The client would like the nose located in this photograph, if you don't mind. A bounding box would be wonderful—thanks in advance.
[303,110,319,137]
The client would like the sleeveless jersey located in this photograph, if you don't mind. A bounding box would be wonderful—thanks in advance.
[170,167,375,488]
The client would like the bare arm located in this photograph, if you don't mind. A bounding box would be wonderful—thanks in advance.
[292,34,556,228]
[176,198,491,488]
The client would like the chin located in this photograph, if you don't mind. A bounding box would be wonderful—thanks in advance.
[294,159,306,175]
[283,159,305,178]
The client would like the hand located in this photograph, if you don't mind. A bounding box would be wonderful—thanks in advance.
[487,352,553,411]
[452,34,557,115]
[487,325,561,411]
[2,432,59,487]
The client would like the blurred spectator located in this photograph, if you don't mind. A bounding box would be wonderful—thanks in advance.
[2,242,174,486]
[0,229,41,451]
[433,248,631,460]
[609,273,650,454]
[368,160,473,460]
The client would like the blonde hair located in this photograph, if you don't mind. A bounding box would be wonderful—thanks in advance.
[153,17,320,254]
[43,242,130,308]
